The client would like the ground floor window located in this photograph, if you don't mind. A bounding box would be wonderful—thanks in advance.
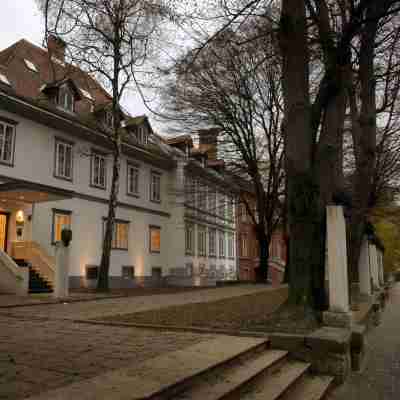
[52,209,72,244]
[103,219,129,250]
[218,230,225,258]
[185,223,194,254]
[149,225,161,253]
[198,225,206,256]
[208,228,216,257]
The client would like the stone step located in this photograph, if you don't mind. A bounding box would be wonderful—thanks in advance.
[176,349,288,399]
[25,336,271,400]
[280,375,334,400]
[240,361,311,400]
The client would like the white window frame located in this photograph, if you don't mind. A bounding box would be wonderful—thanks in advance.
[103,219,129,250]
[197,225,206,257]
[137,125,148,144]
[0,120,15,165]
[228,232,235,258]
[58,84,74,112]
[55,138,73,181]
[185,223,194,255]
[150,171,161,203]
[208,228,216,257]
[149,225,161,253]
[127,162,140,196]
[218,230,226,258]
[52,209,72,244]
[91,151,107,189]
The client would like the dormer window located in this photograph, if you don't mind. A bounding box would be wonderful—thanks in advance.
[0,73,10,86]
[137,125,148,145]
[104,110,114,128]
[24,59,38,73]
[58,84,74,112]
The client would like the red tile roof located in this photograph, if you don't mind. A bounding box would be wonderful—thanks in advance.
[0,39,111,116]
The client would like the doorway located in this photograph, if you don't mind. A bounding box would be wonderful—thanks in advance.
[0,212,9,252]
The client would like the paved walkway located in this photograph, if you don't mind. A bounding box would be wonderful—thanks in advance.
[0,285,282,399]
[0,285,280,320]
[329,283,400,399]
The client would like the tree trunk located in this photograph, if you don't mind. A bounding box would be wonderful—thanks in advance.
[348,4,380,284]
[97,141,121,291]
[280,0,324,309]
[257,231,270,282]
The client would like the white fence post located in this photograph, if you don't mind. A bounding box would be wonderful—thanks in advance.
[53,242,70,298]
[323,206,352,328]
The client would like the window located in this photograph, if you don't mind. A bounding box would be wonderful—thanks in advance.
[103,219,129,250]
[208,187,217,215]
[197,225,206,256]
[185,177,195,207]
[58,84,74,112]
[218,230,225,258]
[208,228,216,257]
[24,59,38,73]
[55,139,73,180]
[52,209,72,243]
[0,120,15,165]
[185,223,194,255]
[150,171,161,202]
[240,234,249,257]
[198,182,207,211]
[227,197,234,221]
[136,125,148,144]
[228,232,235,258]
[0,73,10,86]
[91,151,107,189]
[149,225,161,253]
[127,163,139,196]
[218,193,226,219]
[104,110,114,128]
[122,266,135,279]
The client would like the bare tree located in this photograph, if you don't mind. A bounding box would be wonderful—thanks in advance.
[37,0,172,290]
[162,20,285,280]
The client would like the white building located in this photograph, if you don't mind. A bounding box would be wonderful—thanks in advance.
[0,37,238,294]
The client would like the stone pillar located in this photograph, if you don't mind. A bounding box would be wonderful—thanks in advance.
[323,206,352,328]
[369,244,380,291]
[53,242,70,298]
[358,236,372,297]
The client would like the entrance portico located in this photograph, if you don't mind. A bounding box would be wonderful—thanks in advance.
[0,179,74,294]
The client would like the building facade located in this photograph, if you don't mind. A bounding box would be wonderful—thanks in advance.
[0,38,239,294]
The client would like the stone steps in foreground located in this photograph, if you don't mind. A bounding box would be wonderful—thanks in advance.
[175,349,288,399]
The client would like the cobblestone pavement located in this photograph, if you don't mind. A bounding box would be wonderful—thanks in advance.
[0,285,279,320]
[0,314,216,400]
[329,283,400,399]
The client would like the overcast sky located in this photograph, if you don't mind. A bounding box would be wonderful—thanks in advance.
[0,1,160,131]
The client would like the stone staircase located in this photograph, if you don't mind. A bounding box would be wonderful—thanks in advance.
[13,258,53,293]
[28,267,53,294]
[170,338,334,400]
[25,336,334,400]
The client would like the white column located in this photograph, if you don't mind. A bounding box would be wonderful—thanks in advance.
[358,236,372,296]
[369,244,380,290]
[53,242,70,298]
[326,206,350,313]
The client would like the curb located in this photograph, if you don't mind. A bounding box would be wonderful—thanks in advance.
[73,318,270,338]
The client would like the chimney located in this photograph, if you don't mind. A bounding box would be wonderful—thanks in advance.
[198,128,219,160]
[47,35,67,62]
